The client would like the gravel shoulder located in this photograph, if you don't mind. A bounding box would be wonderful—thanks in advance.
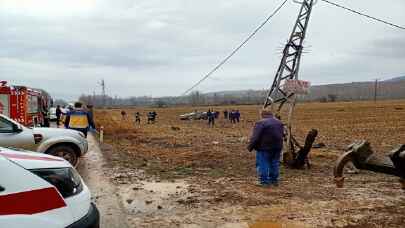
[77,133,129,228]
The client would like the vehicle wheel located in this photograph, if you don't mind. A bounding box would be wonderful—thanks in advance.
[46,145,78,166]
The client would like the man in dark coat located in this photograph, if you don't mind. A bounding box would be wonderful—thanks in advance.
[229,110,234,123]
[235,110,241,123]
[56,105,62,127]
[207,109,215,127]
[247,108,284,187]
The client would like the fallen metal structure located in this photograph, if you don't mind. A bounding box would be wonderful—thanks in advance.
[263,0,316,164]
[334,140,405,189]
[288,129,318,169]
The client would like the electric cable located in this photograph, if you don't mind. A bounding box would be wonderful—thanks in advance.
[182,0,288,96]
[320,0,405,30]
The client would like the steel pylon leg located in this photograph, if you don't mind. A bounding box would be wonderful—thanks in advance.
[263,0,315,162]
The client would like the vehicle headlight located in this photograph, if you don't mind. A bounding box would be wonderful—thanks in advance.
[31,168,83,198]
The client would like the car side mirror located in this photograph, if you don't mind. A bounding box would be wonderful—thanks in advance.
[13,123,23,133]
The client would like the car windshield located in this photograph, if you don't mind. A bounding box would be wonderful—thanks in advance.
[0,118,12,132]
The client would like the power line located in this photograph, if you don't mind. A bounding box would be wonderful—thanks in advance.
[181,0,288,96]
[320,0,405,30]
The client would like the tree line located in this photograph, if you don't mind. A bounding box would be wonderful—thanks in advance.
[77,79,405,107]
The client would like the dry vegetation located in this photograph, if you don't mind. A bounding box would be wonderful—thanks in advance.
[94,100,405,227]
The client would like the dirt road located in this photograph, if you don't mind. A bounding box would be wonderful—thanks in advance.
[77,134,129,228]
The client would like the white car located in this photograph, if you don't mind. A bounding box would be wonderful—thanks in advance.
[0,114,88,166]
[49,107,57,121]
[0,147,99,228]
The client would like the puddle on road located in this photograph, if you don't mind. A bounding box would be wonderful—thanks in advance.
[120,180,190,215]
[119,180,309,227]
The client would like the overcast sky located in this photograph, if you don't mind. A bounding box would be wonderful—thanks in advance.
[1,0,404,100]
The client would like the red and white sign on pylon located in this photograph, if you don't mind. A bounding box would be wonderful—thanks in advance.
[283,79,311,95]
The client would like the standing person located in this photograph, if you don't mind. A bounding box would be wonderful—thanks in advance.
[230,110,235,124]
[147,111,157,124]
[235,110,241,123]
[207,109,215,127]
[247,108,284,187]
[223,110,228,119]
[135,112,141,125]
[56,105,62,127]
[86,104,95,132]
[121,110,127,120]
[64,102,95,137]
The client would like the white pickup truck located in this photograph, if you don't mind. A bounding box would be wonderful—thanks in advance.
[0,114,88,166]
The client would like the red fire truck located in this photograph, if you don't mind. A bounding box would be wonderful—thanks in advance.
[0,81,52,127]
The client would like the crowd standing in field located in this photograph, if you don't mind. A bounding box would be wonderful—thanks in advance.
[204,109,242,127]
[119,108,243,128]
[113,110,160,125]
[227,110,241,123]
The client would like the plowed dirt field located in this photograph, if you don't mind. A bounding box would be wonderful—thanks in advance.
[94,100,405,228]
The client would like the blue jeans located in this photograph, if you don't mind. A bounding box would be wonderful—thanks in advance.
[256,149,281,185]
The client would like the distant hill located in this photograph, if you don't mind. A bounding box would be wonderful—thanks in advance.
[385,76,405,82]
[80,76,405,107]
[302,79,405,101]
[202,76,405,103]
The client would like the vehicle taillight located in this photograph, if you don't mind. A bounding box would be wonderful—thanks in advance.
[31,168,83,198]
[33,134,43,144]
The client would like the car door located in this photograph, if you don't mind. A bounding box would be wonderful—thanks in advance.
[0,116,35,150]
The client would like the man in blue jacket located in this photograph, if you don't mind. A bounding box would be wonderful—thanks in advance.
[248,108,284,187]
[64,102,95,137]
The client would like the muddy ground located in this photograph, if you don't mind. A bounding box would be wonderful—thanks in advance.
[92,101,405,228]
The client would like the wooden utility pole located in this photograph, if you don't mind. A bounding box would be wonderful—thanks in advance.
[374,79,379,103]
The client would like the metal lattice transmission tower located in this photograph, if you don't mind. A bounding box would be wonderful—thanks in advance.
[263,0,315,161]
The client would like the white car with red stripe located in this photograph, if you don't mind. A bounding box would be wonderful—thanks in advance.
[0,147,99,228]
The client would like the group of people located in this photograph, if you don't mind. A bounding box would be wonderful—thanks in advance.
[58,103,283,188]
[121,111,157,125]
[223,110,241,123]
[204,109,242,127]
